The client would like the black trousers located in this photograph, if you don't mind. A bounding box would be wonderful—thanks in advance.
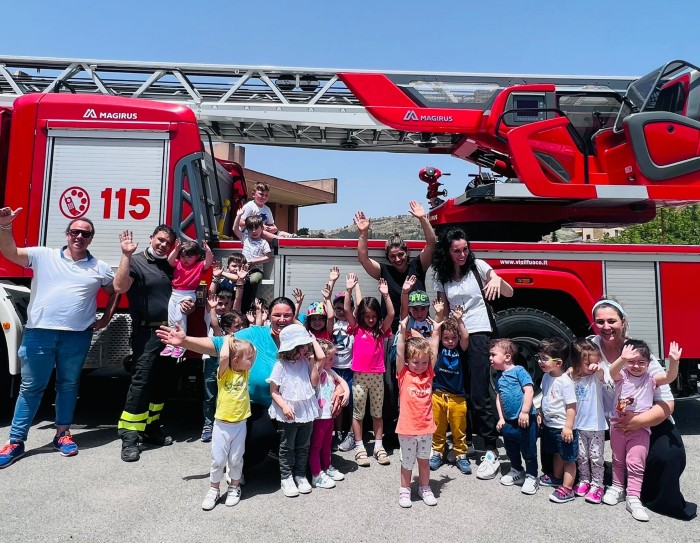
[465,333,498,451]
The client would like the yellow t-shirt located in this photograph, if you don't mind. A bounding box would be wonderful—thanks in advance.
[216,368,251,423]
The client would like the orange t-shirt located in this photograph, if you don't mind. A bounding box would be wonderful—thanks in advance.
[395,364,437,436]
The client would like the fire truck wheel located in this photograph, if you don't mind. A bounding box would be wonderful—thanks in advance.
[0,337,11,415]
[494,307,576,395]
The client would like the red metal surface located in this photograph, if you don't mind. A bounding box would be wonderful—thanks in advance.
[659,262,700,358]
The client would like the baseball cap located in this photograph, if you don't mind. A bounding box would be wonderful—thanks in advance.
[278,324,314,352]
[408,290,430,307]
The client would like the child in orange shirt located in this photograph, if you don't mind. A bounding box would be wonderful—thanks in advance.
[395,316,439,508]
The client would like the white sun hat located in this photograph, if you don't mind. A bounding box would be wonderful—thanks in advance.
[278,323,314,353]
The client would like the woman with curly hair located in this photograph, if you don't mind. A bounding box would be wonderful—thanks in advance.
[432,227,513,481]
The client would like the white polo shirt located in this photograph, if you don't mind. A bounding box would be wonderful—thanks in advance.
[25,246,115,331]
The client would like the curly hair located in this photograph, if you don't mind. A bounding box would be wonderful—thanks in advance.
[431,228,475,285]
[441,317,461,337]
[490,338,517,359]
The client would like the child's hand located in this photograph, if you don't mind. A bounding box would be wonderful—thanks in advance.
[329,266,340,283]
[282,404,296,420]
[254,298,263,313]
[321,283,332,300]
[292,288,305,305]
[536,413,542,427]
[172,239,181,252]
[237,263,249,282]
[246,310,255,324]
[402,275,417,293]
[432,298,444,316]
[620,343,638,361]
[398,316,409,335]
[202,240,211,253]
[518,411,530,428]
[668,341,682,362]
[378,278,389,296]
[451,305,464,322]
[212,261,224,278]
[261,309,269,322]
[561,426,573,443]
[496,418,505,432]
[346,272,358,291]
[207,293,218,310]
[588,362,599,373]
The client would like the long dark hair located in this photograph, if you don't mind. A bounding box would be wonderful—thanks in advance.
[356,296,383,338]
[432,228,475,285]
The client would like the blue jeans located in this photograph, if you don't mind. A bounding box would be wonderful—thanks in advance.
[203,357,218,427]
[10,328,93,442]
[502,416,538,476]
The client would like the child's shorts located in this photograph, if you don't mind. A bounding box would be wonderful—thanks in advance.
[542,425,579,463]
[398,433,432,470]
[352,372,384,420]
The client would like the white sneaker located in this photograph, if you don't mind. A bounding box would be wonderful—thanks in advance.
[418,485,438,506]
[326,465,345,481]
[294,475,312,494]
[398,487,412,508]
[311,472,336,489]
[201,487,220,510]
[225,485,241,506]
[626,496,650,521]
[500,468,525,486]
[521,474,539,495]
[602,485,625,506]
[338,432,356,452]
[476,450,500,480]
[281,476,299,497]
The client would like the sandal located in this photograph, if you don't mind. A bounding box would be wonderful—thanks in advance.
[373,446,391,465]
[355,448,370,467]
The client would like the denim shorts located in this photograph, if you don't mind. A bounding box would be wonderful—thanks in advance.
[541,425,579,463]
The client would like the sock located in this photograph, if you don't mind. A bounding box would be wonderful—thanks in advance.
[374,439,383,450]
[355,440,364,450]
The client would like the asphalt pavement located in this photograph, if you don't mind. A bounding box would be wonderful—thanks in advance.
[0,369,697,543]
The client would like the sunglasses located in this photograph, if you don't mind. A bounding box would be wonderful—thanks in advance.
[67,229,94,239]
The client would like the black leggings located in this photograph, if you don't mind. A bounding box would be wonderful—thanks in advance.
[465,333,497,451]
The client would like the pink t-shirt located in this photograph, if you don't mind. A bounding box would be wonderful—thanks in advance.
[396,364,437,436]
[349,326,392,373]
[613,368,655,416]
[172,260,205,290]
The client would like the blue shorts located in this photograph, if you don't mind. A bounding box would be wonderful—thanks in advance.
[333,367,353,408]
[541,425,579,463]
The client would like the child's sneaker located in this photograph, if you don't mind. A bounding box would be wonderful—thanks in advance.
[294,475,312,494]
[202,487,220,510]
[429,451,443,471]
[311,472,336,489]
[585,485,604,504]
[538,474,563,487]
[326,465,345,481]
[171,346,186,358]
[225,485,241,506]
[602,485,625,505]
[338,432,355,452]
[574,481,591,497]
[418,485,437,506]
[549,485,576,503]
[455,454,472,475]
[354,447,370,467]
[398,487,412,508]
[521,474,539,495]
[476,450,500,480]
[53,431,79,457]
[500,468,525,486]
[626,496,650,522]
[0,441,25,469]
[373,446,390,465]
[161,345,174,356]
[200,425,213,443]
[281,476,299,497]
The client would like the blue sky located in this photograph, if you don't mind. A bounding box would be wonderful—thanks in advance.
[4,1,700,229]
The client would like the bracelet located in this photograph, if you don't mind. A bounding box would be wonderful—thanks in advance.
[211,277,221,284]
[235,283,244,288]
[0,224,11,230]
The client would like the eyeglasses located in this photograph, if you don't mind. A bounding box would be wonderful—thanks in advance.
[67,229,94,239]
[626,359,648,367]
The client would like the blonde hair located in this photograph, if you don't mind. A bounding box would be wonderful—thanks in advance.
[317,339,336,358]
[405,337,434,365]
[490,338,517,359]
[227,337,256,368]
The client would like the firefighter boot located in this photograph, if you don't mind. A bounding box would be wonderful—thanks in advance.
[120,431,141,463]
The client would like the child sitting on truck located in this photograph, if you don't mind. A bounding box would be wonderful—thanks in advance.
[237,181,294,241]
[233,210,273,309]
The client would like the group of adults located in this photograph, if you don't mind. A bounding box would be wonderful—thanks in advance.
[0,202,695,520]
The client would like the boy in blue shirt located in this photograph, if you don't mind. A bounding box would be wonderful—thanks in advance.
[491,338,538,495]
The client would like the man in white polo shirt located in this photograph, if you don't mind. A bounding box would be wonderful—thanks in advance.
[0,206,127,469]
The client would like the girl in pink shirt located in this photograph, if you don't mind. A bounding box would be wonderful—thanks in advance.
[344,273,394,467]
[162,239,213,358]
[395,316,439,508]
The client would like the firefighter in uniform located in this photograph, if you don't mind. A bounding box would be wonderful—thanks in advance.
[114,225,194,462]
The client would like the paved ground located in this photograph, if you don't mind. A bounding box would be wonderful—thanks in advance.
[1,369,697,543]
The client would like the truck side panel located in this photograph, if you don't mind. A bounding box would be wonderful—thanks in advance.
[660,262,700,359]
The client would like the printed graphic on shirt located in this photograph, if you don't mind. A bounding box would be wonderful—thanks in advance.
[407,382,432,399]
[575,382,590,401]
[439,348,460,372]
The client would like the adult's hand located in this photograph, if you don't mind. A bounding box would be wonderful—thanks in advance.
[408,200,427,220]
[612,411,647,434]
[92,314,111,331]
[119,230,139,256]
[483,275,504,301]
[180,298,195,315]
[0,207,22,227]
[353,211,370,236]
[156,324,186,345]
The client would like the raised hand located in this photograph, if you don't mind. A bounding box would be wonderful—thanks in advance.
[292,288,305,306]
[620,343,638,361]
[451,305,464,322]
[237,263,249,281]
[246,310,256,324]
[207,292,218,310]
[432,298,445,316]
[0,207,22,227]
[378,278,389,296]
[668,341,683,362]
[329,266,340,283]
[346,272,358,291]
[402,275,417,293]
[408,200,426,220]
[353,211,370,235]
[156,324,186,345]
[398,316,409,335]
[119,230,139,256]
[321,283,332,300]
[212,261,224,278]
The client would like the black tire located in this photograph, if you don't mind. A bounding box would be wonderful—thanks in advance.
[494,307,576,394]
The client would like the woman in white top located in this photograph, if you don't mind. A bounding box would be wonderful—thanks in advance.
[591,298,696,520]
[432,228,513,480]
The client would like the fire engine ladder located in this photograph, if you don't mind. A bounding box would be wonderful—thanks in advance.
[0,55,635,154]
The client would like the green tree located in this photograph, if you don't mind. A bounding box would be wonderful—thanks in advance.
[603,205,700,245]
[297,227,309,237]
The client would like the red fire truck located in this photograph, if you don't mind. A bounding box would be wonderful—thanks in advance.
[0,56,698,417]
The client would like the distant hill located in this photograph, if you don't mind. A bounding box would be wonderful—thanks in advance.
[307,214,425,240]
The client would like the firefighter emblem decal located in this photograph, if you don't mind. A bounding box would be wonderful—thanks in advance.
[59,187,90,219]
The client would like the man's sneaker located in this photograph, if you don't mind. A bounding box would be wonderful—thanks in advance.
[202,487,220,510]
[121,443,140,462]
[143,426,173,447]
[200,426,213,443]
[455,454,472,475]
[500,468,525,486]
[171,347,186,358]
[476,450,500,480]
[294,475,312,494]
[0,441,25,469]
[574,481,591,497]
[326,465,345,481]
[225,485,241,507]
[429,451,443,471]
[53,431,79,457]
[331,433,340,452]
[281,476,299,497]
[538,474,563,487]
[311,472,336,489]
[161,345,174,356]
[602,485,625,506]
[626,496,650,521]
[521,474,539,495]
[549,485,576,503]
[338,432,355,452]
[398,487,412,508]
[418,485,438,506]
[585,485,604,504]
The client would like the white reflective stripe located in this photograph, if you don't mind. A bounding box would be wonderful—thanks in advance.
[595,185,649,199]
[47,129,170,140]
